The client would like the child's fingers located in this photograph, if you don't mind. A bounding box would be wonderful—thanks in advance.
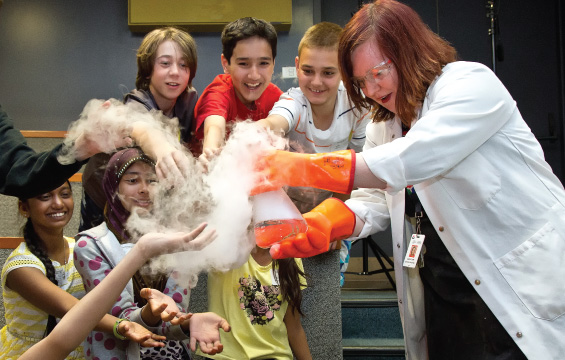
[142,335,166,348]
[182,228,217,252]
[155,166,165,182]
[172,150,190,177]
[222,320,231,332]
[187,222,208,238]
[160,309,178,322]
[198,340,214,354]
[146,332,166,347]
[189,337,197,352]
[139,288,152,299]
[152,303,168,316]
[170,312,191,325]
[146,339,165,348]
[178,313,193,322]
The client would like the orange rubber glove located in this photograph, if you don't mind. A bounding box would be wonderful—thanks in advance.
[268,198,356,259]
[252,149,355,195]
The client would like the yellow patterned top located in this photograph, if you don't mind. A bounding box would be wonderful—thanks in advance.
[0,237,86,360]
[200,255,305,360]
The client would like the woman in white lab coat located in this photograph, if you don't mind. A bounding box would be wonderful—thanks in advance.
[253,1,565,359]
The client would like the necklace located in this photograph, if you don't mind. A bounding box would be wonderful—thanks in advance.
[55,237,68,285]
[62,236,68,266]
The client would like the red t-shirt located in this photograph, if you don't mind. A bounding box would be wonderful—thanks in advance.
[190,74,283,154]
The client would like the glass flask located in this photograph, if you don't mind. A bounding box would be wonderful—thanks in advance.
[252,189,308,248]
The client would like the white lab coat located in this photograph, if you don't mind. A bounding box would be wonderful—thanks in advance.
[346,61,565,360]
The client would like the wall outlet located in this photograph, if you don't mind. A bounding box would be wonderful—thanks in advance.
[282,66,297,79]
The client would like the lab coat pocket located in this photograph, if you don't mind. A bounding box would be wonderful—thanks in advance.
[494,216,565,320]
[439,151,500,210]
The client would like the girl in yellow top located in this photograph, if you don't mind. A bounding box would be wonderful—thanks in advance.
[0,180,160,360]
[199,246,312,360]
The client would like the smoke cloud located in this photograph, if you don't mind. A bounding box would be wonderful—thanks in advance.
[58,99,183,165]
[62,99,288,286]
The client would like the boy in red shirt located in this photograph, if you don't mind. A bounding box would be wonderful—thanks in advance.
[191,17,283,158]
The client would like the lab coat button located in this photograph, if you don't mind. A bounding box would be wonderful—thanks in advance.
[516,332,523,338]
[392,134,396,138]
[397,243,401,248]
[399,299,402,304]
[438,226,445,232]
[474,279,481,285]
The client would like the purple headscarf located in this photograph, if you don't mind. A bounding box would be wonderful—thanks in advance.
[102,147,155,243]
[102,148,166,306]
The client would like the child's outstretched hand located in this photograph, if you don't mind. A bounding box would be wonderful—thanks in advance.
[119,319,166,347]
[136,223,217,260]
[198,147,221,172]
[140,288,182,325]
[180,312,231,355]
[129,120,191,185]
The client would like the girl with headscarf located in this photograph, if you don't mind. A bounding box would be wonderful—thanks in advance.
[74,147,227,360]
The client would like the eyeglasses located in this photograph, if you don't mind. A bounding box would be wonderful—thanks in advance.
[351,59,392,91]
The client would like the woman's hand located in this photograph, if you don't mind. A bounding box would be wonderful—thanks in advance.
[269,198,356,259]
[119,319,166,347]
[179,312,231,354]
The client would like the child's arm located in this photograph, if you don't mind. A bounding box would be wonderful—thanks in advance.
[74,234,148,326]
[4,266,163,346]
[284,306,312,360]
[71,99,190,182]
[20,225,217,360]
[256,114,290,136]
[202,115,227,151]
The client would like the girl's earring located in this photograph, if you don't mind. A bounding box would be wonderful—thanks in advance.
[23,213,29,218]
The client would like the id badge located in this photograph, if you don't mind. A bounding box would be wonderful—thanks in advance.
[403,234,425,268]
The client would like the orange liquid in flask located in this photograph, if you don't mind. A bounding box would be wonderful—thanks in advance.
[254,218,308,249]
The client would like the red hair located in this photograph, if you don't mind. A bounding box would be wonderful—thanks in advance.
[339,0,457,125]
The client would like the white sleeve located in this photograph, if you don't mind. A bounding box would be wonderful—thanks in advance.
[361,62,517,193]
[346,129,391,240]
[268,87,304,131]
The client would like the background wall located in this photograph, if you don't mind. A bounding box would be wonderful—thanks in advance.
[1,0,563,180]
[0,0,314,130]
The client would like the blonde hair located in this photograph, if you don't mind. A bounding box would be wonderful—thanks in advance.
[298,22,343,57]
